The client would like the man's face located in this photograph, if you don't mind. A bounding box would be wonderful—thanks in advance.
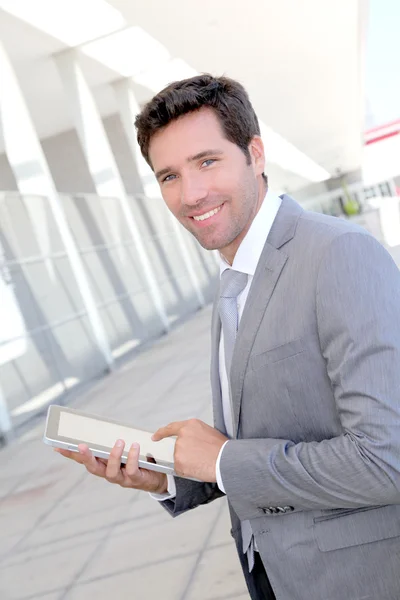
[148,108,265,259]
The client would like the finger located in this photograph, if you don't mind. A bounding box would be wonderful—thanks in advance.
[77,444,106,476]
[105,439,125,484]
[55,447,86,464]
[55,445,105,476]
[124,443,141,481]
[152,421,183,441]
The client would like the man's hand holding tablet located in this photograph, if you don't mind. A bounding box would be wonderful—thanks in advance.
[152,419,228,482]
[56,440,169,494]
[46,405,228,491]
[45,405,172,494]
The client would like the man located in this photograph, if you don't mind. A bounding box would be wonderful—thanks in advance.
[57,75,400,600]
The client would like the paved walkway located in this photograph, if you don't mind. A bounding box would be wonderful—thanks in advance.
[0,305,249,600]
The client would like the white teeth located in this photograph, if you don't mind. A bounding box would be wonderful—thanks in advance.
[193,206,221,222]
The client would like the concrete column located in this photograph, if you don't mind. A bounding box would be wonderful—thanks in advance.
[0,385,12,444]
[0,42,115,437]
[112,79,151,197]
[55,51,169,331]
[168,216,205,307]
[0,42,114,377]
[113,79,205,307]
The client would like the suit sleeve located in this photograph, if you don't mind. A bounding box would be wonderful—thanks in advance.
[219,232,400,521]
[160,477,225,518]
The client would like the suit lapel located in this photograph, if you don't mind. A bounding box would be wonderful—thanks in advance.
[229,194,303,437]
[230,245,288,437]
[210,194,303,438]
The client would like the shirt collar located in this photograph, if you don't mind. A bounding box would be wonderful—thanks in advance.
[219,188,282,278]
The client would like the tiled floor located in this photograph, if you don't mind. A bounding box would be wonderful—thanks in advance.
[0,305,249,600]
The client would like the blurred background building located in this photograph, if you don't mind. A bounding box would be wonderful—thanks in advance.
[0,0,399,442]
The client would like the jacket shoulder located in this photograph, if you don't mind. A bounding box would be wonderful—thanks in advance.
[298,209,372,242]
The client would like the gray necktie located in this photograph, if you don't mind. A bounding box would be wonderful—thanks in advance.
[219,269,248,378]
[219,269,255,571]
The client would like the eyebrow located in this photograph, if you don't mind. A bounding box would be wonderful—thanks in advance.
[155,149,224,181]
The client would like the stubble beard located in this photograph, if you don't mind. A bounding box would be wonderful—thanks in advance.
[194,186,259,252]
[179,176,259,253]
[194,219,242,251]
[183,203,242,252]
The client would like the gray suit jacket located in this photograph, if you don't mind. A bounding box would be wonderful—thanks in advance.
[162,195,400,600]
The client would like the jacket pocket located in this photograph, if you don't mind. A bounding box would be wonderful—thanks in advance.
[313,505,387,523]
[249,338,304,371]
[313,504,400,552]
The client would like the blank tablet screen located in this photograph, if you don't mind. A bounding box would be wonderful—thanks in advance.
[58,411,175,462]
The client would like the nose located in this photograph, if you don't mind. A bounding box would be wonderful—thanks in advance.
[180,174,208,207]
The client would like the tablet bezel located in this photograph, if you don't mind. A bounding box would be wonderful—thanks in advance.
[43,404,176,476]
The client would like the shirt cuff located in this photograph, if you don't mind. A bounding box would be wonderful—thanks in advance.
[149,474,176,501]
[216,440,230,494]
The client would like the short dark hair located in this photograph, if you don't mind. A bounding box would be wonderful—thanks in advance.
[135,74,267,184]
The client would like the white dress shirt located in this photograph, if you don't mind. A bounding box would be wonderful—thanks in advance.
[216,189,281,490]
[152,189,282,502]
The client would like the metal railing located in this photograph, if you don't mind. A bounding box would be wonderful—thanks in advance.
[0,191,218,437]
[300,179,397,216]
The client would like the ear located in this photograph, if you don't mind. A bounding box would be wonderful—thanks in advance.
[249,135,265,176]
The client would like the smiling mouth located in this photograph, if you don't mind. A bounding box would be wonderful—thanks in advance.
[192,205,222,222]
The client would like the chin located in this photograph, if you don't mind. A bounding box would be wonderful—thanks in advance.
[196,239,218,251]
[190,227,237,252]
[196,237,230,253]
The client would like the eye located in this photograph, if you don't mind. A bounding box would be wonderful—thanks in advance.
[162,174,177,183]
[201,159,216,168]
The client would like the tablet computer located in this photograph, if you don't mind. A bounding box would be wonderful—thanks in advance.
[43,405,176,476]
